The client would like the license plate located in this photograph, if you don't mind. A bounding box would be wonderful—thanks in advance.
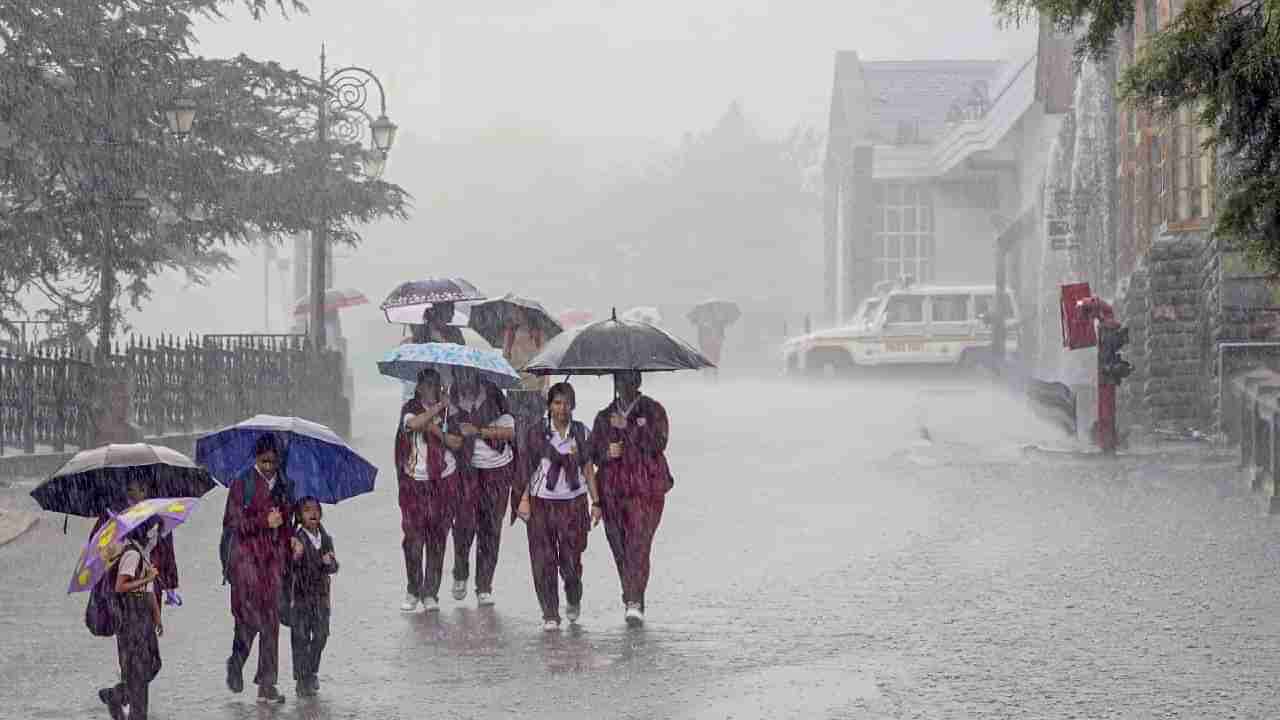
[886,341,924,352]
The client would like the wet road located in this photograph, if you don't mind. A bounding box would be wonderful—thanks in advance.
[2,374,1278,719]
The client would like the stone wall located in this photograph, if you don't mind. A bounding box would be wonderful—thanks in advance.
[1116,265,1150,431]
[1141,235,1211,431]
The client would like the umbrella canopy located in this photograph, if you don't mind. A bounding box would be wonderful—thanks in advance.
[620,306,662,325]
[468,293,563,348]
[558,308,594,329]
[32,443,216,518]
[524,309,715,375]
[68,496,200,594]
[378,343,521,389]
[380,278,485,324]
[687,299,741,328]
[195,415,377,504]
[293,288,369,316]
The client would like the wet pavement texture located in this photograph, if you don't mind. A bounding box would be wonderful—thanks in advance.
[1,375,1278,719]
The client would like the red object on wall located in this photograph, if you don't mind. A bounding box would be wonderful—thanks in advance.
[1060,282,1097,349]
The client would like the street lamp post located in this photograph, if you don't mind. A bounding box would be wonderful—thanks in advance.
[93,37,197,358]
[309,45,398,351]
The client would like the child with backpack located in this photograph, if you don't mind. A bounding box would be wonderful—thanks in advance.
[286,496,338,698]
[99,518,164,720]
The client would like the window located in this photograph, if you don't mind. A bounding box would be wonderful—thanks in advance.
[873,183,934,284]
[931,295,969,323]
[974,294,1013,321]
[885,295,925,324]
[1171,104,1213,223]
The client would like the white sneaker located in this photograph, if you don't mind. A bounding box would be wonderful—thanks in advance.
[400,594,419,612]
[477,592,495,606]
[451,580,467,601]
[421,596,440,612]
[565,605,581,624]
[624,603,644,627]
[542,619,561,632]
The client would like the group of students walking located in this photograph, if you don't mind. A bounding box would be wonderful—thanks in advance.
[396,366,673,631]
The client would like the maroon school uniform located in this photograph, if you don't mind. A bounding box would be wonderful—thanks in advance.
[516,418,593,622]
[396,398,459,601]
[222,468,293,688]
[449,382,516,596]
[590,394,672,612]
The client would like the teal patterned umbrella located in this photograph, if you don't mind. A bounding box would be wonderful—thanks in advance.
[378,343,521,389]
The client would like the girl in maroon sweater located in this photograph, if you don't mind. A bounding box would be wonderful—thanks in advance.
[590,370,673,626]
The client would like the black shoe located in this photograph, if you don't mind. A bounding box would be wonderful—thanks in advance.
[295,681,310,699]
[308,675,320,693]
[98,688,125,720]
[225,660,243,694]
[257,685,286,704]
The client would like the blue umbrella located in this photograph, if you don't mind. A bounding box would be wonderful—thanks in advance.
[378,342,521,389]
[194,415,376,504]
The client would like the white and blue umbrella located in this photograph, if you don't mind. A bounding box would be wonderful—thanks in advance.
[378,342,521,389]
[195,415,377,504]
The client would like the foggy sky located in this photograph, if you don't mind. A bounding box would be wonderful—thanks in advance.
[126,1,1036,351]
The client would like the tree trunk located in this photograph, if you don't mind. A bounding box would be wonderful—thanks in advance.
[97,235,114,360]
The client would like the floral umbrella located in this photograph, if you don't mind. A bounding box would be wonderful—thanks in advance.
[68,497,200,594]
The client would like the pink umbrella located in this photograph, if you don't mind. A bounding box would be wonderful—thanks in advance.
[68,497,201,594]
[293,288,369,316]
[558,309,594,328]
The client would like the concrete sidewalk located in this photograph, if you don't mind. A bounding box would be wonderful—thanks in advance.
[0,507,38,547]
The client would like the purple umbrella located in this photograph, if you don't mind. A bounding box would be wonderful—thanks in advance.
[68,497,201,594]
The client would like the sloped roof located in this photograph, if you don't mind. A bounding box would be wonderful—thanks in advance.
[857,60,1006,144]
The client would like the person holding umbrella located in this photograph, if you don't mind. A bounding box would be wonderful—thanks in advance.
[524,309,713,626]
[395,368,457,613]
[70,497,203,720]
[591,370,673,627]
[687,299,741,376]
[221,435,293,705]
[446,365,517,605]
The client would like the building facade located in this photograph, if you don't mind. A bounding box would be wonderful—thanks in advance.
[822,23,1075,349]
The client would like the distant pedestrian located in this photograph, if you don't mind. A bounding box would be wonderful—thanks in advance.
[401,303,466,400]
[395,368,457,612]
[503,307,548,393]
[446,366,517,606]
[591,370,673,626]
[286,497,338,698]
[222,435,292,705]
[514,382,601,631]
[695,320,725,377]
[100,518,164,720]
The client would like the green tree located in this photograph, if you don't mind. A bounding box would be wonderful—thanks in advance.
[0,0,408,354]
[993,0,1280,273]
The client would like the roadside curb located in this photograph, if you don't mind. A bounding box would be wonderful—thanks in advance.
[0,508,39,547]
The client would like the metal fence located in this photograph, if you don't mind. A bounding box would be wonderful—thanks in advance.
[0,333,348,456]
[1227,366,1280,514]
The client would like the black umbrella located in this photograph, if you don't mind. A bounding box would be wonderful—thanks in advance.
[687,299,741,328]
[523,308,714,376]
[380,277,485,324]
[467,293,564,348]
[31,443,216,518]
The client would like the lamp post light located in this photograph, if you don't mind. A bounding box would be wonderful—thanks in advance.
[309,45,397,350]
[92,37,198,358]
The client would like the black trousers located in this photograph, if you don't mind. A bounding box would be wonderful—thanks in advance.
[290,604,330,682]
[229,616,279,688]
[113,594,161,720]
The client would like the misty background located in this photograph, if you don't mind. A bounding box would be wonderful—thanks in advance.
[127,0,1037,381]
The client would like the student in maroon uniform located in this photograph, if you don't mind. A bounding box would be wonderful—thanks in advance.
[222,435,293,705]
[95,476,179,715]
[590,370,673,627]
[445,366,517,605]
[395,368,457,613]
[514,382,602,631]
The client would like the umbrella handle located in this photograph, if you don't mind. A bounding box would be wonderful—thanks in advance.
[63,514,68,535]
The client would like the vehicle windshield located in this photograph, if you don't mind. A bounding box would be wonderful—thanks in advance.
[852,299,881,327]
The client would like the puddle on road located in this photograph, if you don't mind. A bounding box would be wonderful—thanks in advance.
[672,661,883,719]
